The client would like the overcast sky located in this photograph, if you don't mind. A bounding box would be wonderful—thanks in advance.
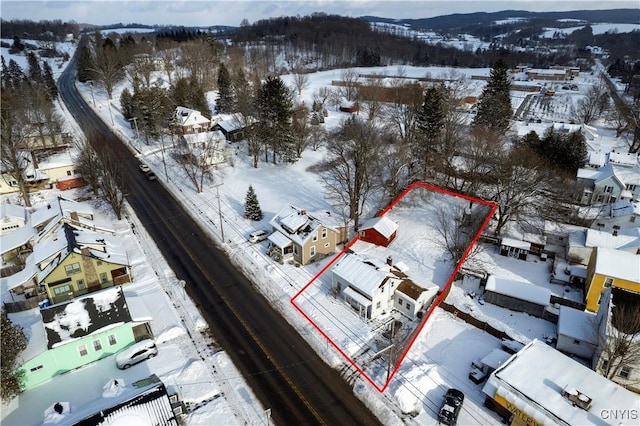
[1,1,637,27]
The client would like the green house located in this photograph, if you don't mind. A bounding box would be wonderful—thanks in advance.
[17,286,153,391]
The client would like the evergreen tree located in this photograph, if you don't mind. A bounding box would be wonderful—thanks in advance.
[6,59,25,91]
[215,62,234,113]
[414,86,445,176]
[1,56,9,89]
[256,76,294,163]
[42,61,58,100]
[523,128,587,173]
[244,185,263,220]
[473,58,512,132]
[171,77,211,118]
[76,45,93,83]
[120,88,134,120]
[26,52,43,85]
[1,312,27,402]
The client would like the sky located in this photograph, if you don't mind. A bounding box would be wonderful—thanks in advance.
[0,0,637,28]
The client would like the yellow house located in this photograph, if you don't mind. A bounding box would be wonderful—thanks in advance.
[585,247,640,312]
[36,223,131,305]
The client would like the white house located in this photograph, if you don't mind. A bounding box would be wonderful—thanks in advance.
[332,252,438,320]
[577,151,640,205]
[591,199,640,233]
[567,226,640,265]
[1,203,28,235]
[556,305,597,360]
[181,130,228,166]
[173,106,211,134]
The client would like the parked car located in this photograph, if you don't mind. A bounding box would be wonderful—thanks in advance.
[115,339,158,369]
[145,171,157,181]
[438,388,464,425]
[139,163,150,173]
[248,230,269,243]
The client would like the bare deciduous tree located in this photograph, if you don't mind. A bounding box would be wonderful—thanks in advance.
[572,80,610,125]
[357,74,386,121]
[322,116,383,230]
[431,203,490,265]
[292,70,310,96]
[91,134,127,220]
[383,79,423,144]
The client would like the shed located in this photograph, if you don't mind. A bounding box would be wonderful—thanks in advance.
[556,306,597,360]
[484,275,551,318]
[499,237,530,260]
[55,175,87,191]
[358,216,398,247]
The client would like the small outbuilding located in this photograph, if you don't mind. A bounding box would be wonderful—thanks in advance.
[484,275,551,318]
[358,216,398,247]
[499,237,530,260]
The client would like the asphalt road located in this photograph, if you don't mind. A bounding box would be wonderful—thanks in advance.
[58,42,382,426]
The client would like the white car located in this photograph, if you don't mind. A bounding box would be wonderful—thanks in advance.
[139,164,150,173]
[115,339,158,369]
[248,230,269,243]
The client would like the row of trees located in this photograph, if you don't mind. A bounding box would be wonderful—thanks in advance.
[1,53,64,208]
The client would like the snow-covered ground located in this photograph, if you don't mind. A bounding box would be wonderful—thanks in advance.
[2,36,637,424]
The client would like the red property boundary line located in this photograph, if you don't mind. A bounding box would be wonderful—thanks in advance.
[290,181,497,393]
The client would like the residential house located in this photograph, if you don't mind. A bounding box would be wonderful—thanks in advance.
[484,275,551,318]
[268,205,347,265]
[17,287,153,391]
[584,247,640,312]
[591,199,640,233]
[0,150,77,195]
[567,226,640,265]
[358,215,398,247]
[181,130,228,166]
[0,203,27,235]
[332,252,438,320]
[592,288,640,393]
[42,375,182,425]
[172,106,211,134]
[482,339,639,425]
[577,151,640,205]
[210,113,255,143]
[556,306,597,360]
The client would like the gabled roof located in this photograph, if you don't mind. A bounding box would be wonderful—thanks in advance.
[585,227,640,251]
[332,253,394,299]
[41,286,132,349]
[557,306,597,344]
[269,205,338,246]
[0,203,27,222]
[360,215,398,239]
[396,280,426,301]
[174,106,210,127]
[211,113,255,132]
[594,247,640,283]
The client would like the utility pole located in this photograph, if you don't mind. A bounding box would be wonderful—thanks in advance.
[107,100,115,126]
[89,81,95,106]
[129,117,141,150]
[214,183,225,242]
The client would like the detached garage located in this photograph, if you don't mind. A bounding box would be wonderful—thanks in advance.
[358,216,398,247]
[484,275,551,318]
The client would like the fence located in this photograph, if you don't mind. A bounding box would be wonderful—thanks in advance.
[439,300,516,342]
[3,293,48,313]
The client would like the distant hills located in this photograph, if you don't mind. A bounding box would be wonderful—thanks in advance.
[361,9,640,31]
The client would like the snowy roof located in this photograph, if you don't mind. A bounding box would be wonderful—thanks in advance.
[343,286,372,307]
[485,275,551,306]
[480,348,512,370]
[211,113,255,132]
[483,340,639,425]
[44,375,177,426]
[332,253,392,298]
[182,130,225,146]
[41,286,132,349]
[500,237,530,250]
[267,230,292,248]
[608,151,638,167]
[587,151,606,168]
[585,227,640,251]
[0,224,35,255]
[174,106,210,127]
[360,215,398,239]
[557,306,597,344]
[594,247,640,283]
[1,202,27,222]
[269,205,338,246]
[600,199,640,218]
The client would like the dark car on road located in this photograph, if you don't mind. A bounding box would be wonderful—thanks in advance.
[438,388,464,425]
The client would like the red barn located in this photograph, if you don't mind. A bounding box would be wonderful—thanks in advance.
[358,216,398,247]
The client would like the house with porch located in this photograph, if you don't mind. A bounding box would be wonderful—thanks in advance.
[172,106,211,134]
[181,130,228,166]
[332,251,438,320]
[584,247,640,312]
[268,205,347,265]
[16,286,153,391]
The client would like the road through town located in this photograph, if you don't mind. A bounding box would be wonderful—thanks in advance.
[58,40,382,426]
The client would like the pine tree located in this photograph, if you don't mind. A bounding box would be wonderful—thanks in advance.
[76,45,93,83]
[120,88,134,120]
[473,58,513,132]
[26,52,43,85]
[256,76,294,163]
[414,86,445,176]
[6,59,25,91]
[244,185,263,221]
[1,312,27,402]
[215,62,234,113]
[42,61,58,100]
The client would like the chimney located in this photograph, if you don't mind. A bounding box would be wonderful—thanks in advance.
[387,255,393,266]
[301,209,307,215]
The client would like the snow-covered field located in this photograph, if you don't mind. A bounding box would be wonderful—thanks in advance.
[2,34,637,425]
